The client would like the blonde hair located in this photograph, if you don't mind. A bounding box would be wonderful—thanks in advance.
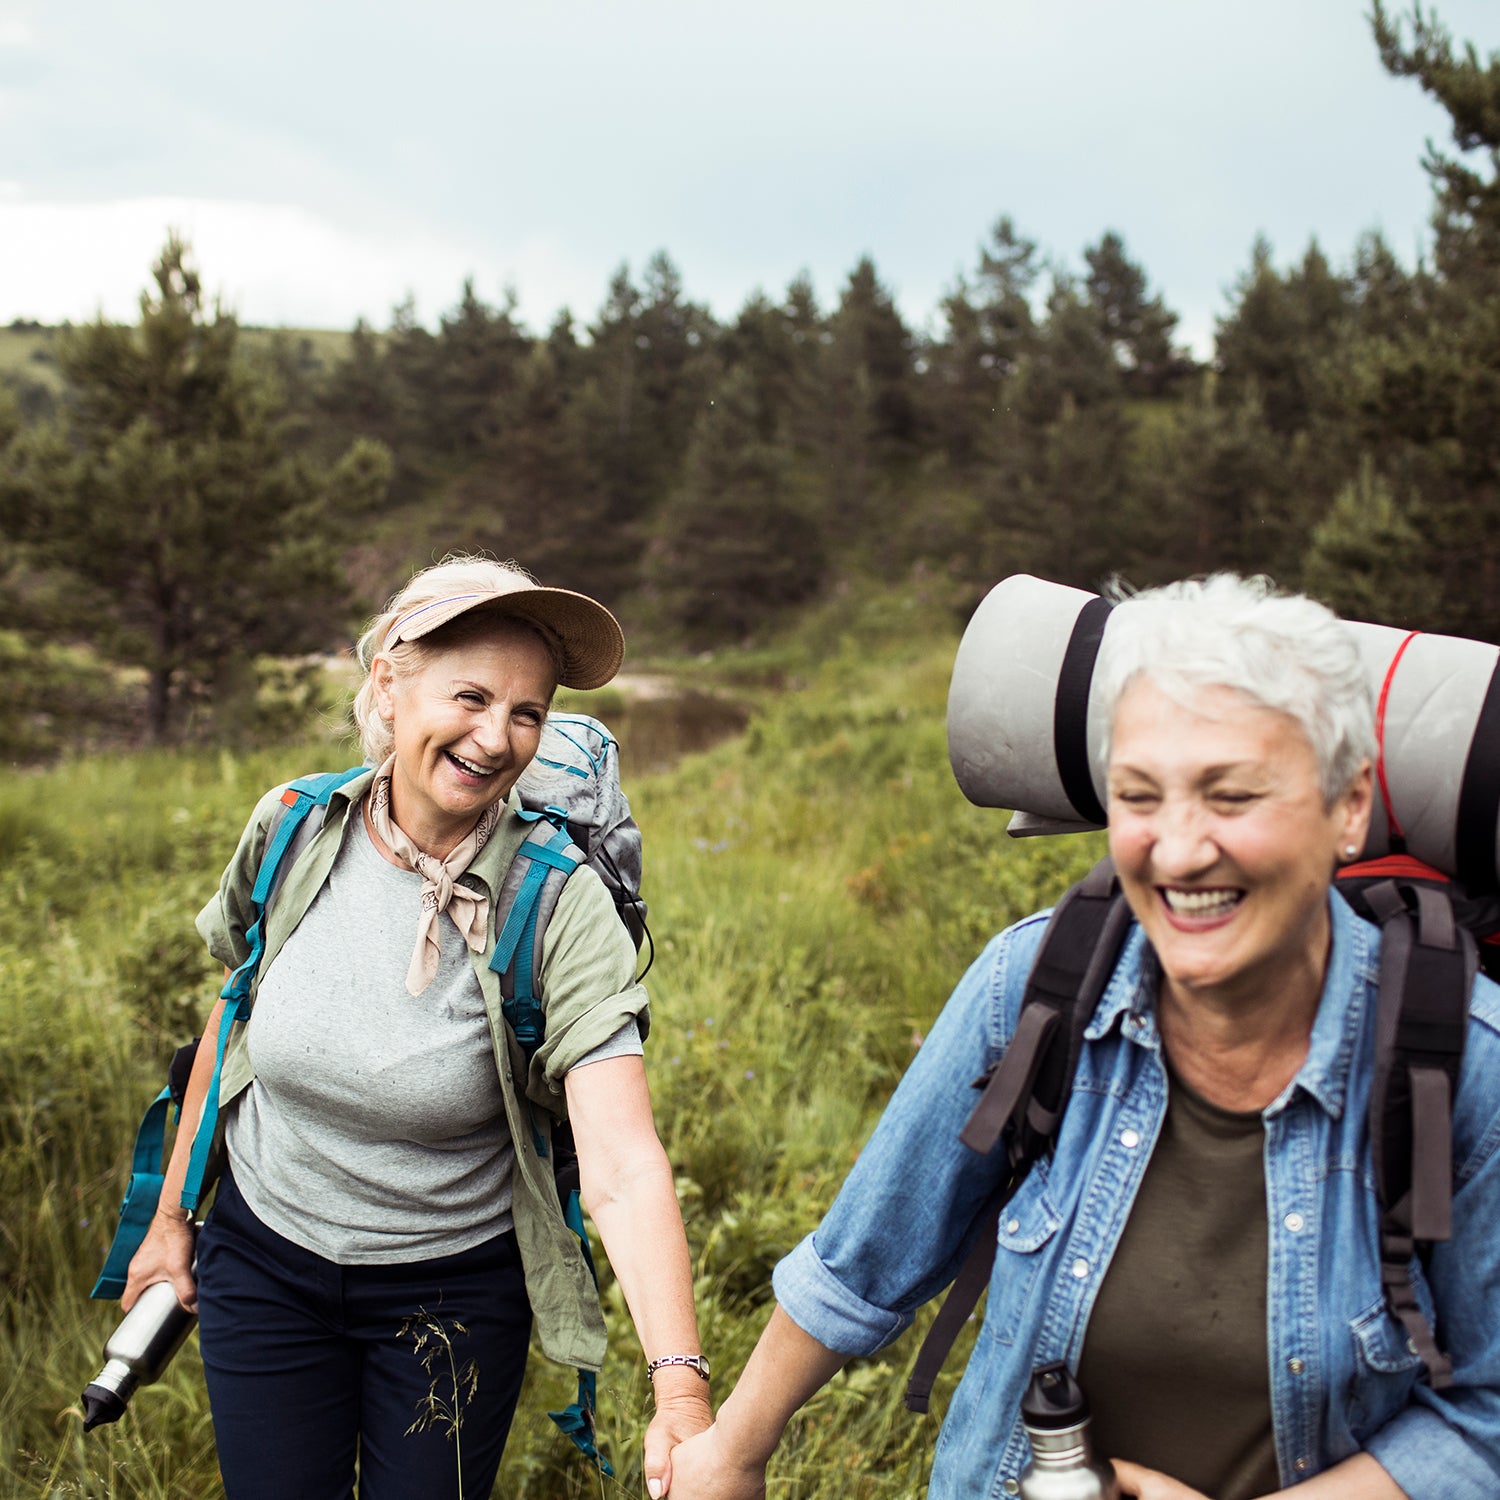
[351,555,561,764]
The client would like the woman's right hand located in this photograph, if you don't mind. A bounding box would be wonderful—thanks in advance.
[664,1425,768,1500]
[121,1210,198,1314]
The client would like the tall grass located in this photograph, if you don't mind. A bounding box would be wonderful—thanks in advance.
[0,624,1103,1498]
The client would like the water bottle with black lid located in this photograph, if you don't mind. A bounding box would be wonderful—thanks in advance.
[1017,1360,1121,1500]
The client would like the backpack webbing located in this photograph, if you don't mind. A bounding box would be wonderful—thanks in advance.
[483,808,616,1470]
[1362,877,1473,1390]
[178,769,366,1214]
[90,1087,174,1300]
[905,858,1130,1414]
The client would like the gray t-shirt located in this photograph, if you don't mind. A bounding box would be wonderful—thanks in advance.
[224,816,641,1264]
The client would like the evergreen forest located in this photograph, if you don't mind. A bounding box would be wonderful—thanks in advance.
[3,9,1500,757]
[7,9,1500,1497]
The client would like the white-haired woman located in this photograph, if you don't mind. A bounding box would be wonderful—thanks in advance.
[122,558,710,1499]
[671,576,1500,1500]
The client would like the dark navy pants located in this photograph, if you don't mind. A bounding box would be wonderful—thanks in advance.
[196,1168,532,1500]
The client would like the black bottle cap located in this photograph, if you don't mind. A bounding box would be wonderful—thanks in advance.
[81,1384,127,1432]
[1021,1361,1089,1430]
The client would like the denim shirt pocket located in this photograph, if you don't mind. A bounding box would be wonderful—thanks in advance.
[985,1167,1064,1348]
[1345,1298,1424,1440]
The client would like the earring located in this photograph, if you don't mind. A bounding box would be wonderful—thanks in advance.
[1343,844,1358,860]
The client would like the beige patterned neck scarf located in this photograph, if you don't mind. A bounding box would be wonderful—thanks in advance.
[365,756,502,996]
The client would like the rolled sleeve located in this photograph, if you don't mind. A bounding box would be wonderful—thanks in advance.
[773,1231,910,1355]
[769,922,1044,1354]
[1366,1404,1500,1500]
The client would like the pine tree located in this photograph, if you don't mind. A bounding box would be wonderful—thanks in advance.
[1082,231,1184,395]
[1356,3,1500,636]
[644,365,825,644]
[0,236,389,740]
[1303,457,1440,626]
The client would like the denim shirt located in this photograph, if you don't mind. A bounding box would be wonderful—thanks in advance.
[773,895,1500,1499]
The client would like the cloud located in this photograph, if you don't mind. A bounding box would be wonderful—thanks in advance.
[0,196,610,331]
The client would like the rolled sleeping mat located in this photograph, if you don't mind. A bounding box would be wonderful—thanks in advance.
[947,574,1500,891]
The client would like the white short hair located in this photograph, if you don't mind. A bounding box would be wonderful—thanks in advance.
[1093,574,1376,807]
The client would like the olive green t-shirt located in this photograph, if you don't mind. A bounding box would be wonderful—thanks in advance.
[1076,1063,1281,1500]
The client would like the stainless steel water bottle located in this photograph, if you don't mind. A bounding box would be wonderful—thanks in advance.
[1017,1361,1121,1500]
[81,1280,197,1430]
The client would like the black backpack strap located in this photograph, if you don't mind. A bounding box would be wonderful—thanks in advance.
[903,1194,1008,1415]
[905,858,1131,1414]
[1365,878,1474,1390]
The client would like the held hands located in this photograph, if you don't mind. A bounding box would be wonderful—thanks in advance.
[120,1209,198,1314]
[662,1423,768,1500]
[644,1384,714,1498]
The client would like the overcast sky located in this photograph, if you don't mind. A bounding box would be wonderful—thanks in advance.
[1,1,1496,356]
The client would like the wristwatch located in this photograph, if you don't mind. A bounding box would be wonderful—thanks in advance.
[646,1354,711,1382]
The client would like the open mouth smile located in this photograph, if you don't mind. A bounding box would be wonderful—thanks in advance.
[1159,886,1244,920]
[446,751,497,779]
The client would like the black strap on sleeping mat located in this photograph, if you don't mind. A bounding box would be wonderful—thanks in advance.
[1052,596,1112,827]
[1456,656,1500,894]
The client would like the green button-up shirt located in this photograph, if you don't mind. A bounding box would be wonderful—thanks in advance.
[195,767,649,1370]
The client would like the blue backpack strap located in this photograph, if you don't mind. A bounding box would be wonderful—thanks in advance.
[179,768,364,1213]
[546,1183,613,1474]
[90,1085,174,1299]
[491,813,582,1059]
[489,811,613,1470]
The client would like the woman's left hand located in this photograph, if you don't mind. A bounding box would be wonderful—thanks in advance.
[644,1388,714,1497]
[1111,1460,1209,1499]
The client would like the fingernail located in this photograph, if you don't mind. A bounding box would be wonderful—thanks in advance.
[648,1480,662,1498]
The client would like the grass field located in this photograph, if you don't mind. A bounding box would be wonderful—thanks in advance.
[0,597,1103,1498]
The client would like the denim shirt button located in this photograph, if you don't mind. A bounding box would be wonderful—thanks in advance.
[1294,1458,1309,1473]
[1071,1257,1090,1279]
[1006,1218,1021,1235]
[1120,1128,1140,1149]
[1288,1357,1305,1375]
[1003,1481,1020,1496]
[1283,1211,1305,1233]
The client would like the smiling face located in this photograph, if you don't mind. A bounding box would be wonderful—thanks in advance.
[1106,677,1372,1017]
[372,619,557,856]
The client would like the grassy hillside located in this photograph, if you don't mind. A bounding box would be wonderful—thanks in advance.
[0,601,1104,1498]
[0,321,355,398]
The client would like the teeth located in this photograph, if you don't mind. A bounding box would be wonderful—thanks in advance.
[448,752,495,777]
[1162,887,1242,917]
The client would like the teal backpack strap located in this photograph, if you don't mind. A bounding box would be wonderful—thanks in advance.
[90,1085,174,1299]
[547,1183,613,1474]
[491,813,582,1066]
[179,768,364,1214]
[489,810,612,1471]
